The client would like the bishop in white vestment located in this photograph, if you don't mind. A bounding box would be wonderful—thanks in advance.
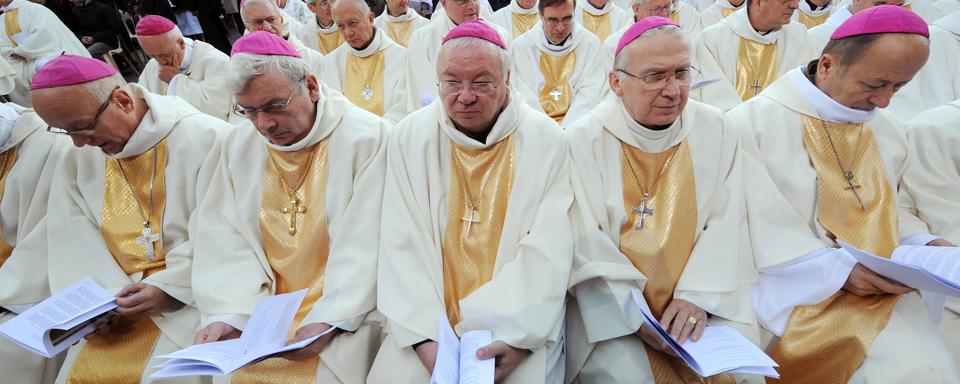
[374,0,431,46]
[300,0,347,54]
[806,0,903,53]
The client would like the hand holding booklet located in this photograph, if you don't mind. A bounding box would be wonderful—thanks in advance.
[630,290,780,379]
[839,240,960,296]
[430,314,495,384]
[150,289,335,378]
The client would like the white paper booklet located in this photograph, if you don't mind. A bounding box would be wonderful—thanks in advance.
[839,240,960,296]
[0,277,117,358]
[630,290,780,378]
[150,289,335,378]
[430,314,495,384]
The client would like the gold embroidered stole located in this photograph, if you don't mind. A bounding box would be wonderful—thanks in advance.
[581,10,613,41]
[233,141,331,383]
[387,20,415,47]
[670,11,680,24]
[796,11,830,29]
[511,12,539,39]
[3,8,20,47]
[67,141,170,383]
[0,147,17,266]
[442,136,515,328]
[539,50,576,123]
[768,116,900,384]
[735,38,778,101]
[316,30,345,55]
[722,7,737,17]
[344,50,386,116]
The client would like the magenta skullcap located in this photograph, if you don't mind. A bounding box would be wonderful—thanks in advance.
[30,54,117,90]
[442,20,506,50]
[616,16,679,56]
[230,31,302,58]
[830,5,929,40]
[135,15,176,36]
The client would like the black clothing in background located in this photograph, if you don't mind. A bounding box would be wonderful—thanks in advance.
[71,0,124,48]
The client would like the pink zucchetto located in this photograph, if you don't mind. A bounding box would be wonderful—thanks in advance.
[442,20,506,50]
[616,16,679,56]
[230,31,302,58]
[830,5,929,40]
[135,15,176,36]
[30,54,117,90]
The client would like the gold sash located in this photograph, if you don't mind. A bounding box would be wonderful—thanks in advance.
[511,12,539,39]
[581,10,613,41]
[68,141,170,383]
[442,136,515,328]
[539,51,576,123]
[722,7,737,17]
[735,38,778,101]
[3,8,20,47]
[796,11,830,29]
[386,20,415,47]
[0,147,17,267]
[233,141,331,383]
[316,30,345,55]
[344,50,386,116]
[768,116,900,384]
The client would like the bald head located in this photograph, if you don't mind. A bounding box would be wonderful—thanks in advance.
[332,0,376,49]
[137,27,186,68]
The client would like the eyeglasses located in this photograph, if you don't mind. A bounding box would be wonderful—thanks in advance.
[616,67,697,91]
[234,83,302,118]
[544,16,574,26]
[244,15,281,28]
[438,80,499,96]
[46,86,119,136]
[643,3,674,15]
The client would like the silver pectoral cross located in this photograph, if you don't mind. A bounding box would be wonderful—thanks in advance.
[361,84,374,100]
[461,207,480,237]
[631,194,655,230]
[750,79,761,95]
[136,223,161,261]
[549,87,562,101]
[843,170,866,211]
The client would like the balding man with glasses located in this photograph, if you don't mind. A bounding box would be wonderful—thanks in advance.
[242,0,327,78]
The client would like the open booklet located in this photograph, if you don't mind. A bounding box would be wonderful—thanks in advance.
[630,290,780,379]
[430,314,495,384]
[839,240,960,296]
[150,289,335,378]
[0,277,117,358]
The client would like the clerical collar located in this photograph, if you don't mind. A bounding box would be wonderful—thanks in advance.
[791,65,877,123]
[442,93,518,149]
[351,28,382,57]
[179,38,195,72]
[384,8,416,22]
[579,0,613,15]
[512,0,538,14]
[263,88,328,152]
[732,9,780,44]
[0,103,19,149]
[802,0,830,12]
[0,0,19,12]
[317,20,338,32]
[540,26,575,55]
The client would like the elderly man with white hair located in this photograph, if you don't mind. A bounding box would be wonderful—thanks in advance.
[565,17,760,384]
[242,0,326,77]
[192,31,388,384]
[135,15,236,123]
[370,20,572,384]
[374,0,431,46]
[302,0,347,54]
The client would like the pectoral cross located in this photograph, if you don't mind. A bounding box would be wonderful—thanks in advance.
[361,84,374,100]
[282,198,306,235]
[843,170,866,211]
[136,224,161,261]
[750,79,761,95]
[549,87,562,101]
[461,207,480,236]
[631,194,655,230]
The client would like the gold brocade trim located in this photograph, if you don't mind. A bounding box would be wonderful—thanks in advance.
[101,140,168,276]
[796,11,830,29]
[316,30,345,55]
[442,136,515,329]
[511,12,538,39]
[768,116,901,384]
[344,50,386,116]
[722,7,736,17]
[0,147,17,267]
[3,8,20,47]
[670,11,680,24]
[581,10,613,41]
[538,50,576,123]
[386,20,414,47]
[734,38,778,101]
[232,357,319,384]
[67,315,162,383]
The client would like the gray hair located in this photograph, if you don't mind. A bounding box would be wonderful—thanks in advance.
[437,36,510,79]
[82,75,127,104]
[332,0,372,14]
[227,53,311,94]
[613,25,689,70]
[162,25,184,43]
[241,0,283,22]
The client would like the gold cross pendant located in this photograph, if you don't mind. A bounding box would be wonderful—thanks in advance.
[282,198,306,235]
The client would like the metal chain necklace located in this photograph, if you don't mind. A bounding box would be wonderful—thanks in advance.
[267,145,320,236]
[622,135,681,231]
[115,146,160,260]
[820,119,867,211]
[453,147,497,237]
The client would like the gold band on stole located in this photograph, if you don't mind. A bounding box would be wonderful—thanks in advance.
[386,20,415,47]
[735,38,778,101]
[442,136,515,328]
[581,10,613,41]
[3,8,20,47]
[0,147,17,266]
[796,11,830,29]
[233,141,331,383]
[539,51,576,124]
[511,12,539,39]
[722,7,736,17]
[344,50,386,116]
[768,116,900,384]
[68,142,170,383]
[316,31,345,55]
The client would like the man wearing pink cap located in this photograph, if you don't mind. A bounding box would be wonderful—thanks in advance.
[372,20,571,384]
[241,0,327,78]
[135,15,237,124]
[730,6,960,382]
[191,31,388,384]
[807,0,905,54]
[30,54,231,384]
[565,17,759,383]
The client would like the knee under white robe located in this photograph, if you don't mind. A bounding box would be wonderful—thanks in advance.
[369,95,573,384]
[47,85,231,383]
[889,10,960,121]
[564,96,761,383]
[321,29,408,123]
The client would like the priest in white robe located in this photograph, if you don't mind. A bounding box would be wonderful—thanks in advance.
[729,6,960,382]
[369,21,572,384]
[374,0,431,46]
[512,0,604,126]
[575,0,631,41]
[490,0,541,40]
[792,0,834,28]
[692,3,816,111]
[135,16,238,124]
[432,0,496,21]
[30,55,231,384]
[566,18,760,383]
[242,0,327,78]
[192,31,388,384]
[889,9,960,120]
[0,0,88,107]
[280,0,316,25]
[807,0,903,53]
[700,0,746,28]
[301,0,348,54]
[0,102,68,384]
[324,0,407,122]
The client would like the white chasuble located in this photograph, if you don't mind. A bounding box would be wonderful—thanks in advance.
[374,8,430,47]
[321,29,408,123]
[300,20,346,55]
[806,5,852,54]
[574,0,630,41]
[489,0,540,41]
[889,10,960,121]
[791,0,833,29]
[700,0,746,29]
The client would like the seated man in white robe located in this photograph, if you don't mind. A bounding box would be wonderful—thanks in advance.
[807,0,904,53]
[301,0,347,54]
[729,6,960,382]
[512,0,604,126]
[692,0,816,111]
[369,21,572,384]
[374,0,431,46]
[242,0,326,76]
[792,0,833,28]
[30,54,231,384]
[0,101,68,384]
[0,0,88,107]
[280,0,316,25]
[566,18,760,384]
[135,16,237,124]
[700,0,745,28]
[192,31,388,384]
[490,0,541,40]
[574,0,630,41]
[323,0,407,122]
[889,9,960,120]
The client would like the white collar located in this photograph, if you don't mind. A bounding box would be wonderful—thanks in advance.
[0,103,19,149]
[179,38,195,72]
[441,92,524,149]
[789,66,877,123]
[537,22,579,55]
[798,0,832,16]
[383,7,418,22]
[317,20,339,33]
[578,0,614,16]
[0,0,21,12]
[727,8,781,44]
[512,0,539,14]
[823,5,851,28]
[350,28,385,57]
